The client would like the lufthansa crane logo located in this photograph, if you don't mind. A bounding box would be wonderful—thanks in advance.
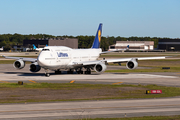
[98,30,101,42]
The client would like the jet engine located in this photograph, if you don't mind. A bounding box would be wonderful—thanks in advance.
[30,62,41,72]
[13,60,25,69]
[126,59,138,70]
[94,63,107,73]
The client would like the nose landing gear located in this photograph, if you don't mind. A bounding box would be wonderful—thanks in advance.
[45,69,50,77]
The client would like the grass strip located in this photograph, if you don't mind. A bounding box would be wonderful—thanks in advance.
[0,83,180,103]
[72,115,180,120]
[106,67,180,73]
[100,53,180,58]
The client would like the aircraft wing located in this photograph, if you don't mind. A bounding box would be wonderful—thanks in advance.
[100,49,127,54]
[100,45,129,54]
[73,56,167,66]
[105,56,166,63]
[2,56,37,62]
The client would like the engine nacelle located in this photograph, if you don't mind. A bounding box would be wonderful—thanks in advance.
[94,63,107,73]
[126,59,138,70]
[30,62,41,72]
[13,60,25,69]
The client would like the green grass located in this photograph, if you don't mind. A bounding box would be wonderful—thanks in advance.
[100,52,180,58]
[0,83,111,89]
[106,67,180,73]
[106,59,180,73]
[72,115,180,120]
[0,83,180,103]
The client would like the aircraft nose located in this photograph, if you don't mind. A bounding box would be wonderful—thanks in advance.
[37,55,45,66]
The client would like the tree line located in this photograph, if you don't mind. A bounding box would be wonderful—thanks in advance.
[0,33,170,51]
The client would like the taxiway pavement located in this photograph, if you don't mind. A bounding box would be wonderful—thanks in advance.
[0,64,180,119]
[0,64,179,87]
[0,97,180,119]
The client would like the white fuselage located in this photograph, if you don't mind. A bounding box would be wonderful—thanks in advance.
[37,46,102,70]
[34,48,44,51]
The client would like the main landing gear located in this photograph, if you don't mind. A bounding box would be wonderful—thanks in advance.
[76,68,83,74]
[55,70,61,74]
[76,68,91,74]
[67,69,74,74]
[84,68,91,74]
[44,68,92,77]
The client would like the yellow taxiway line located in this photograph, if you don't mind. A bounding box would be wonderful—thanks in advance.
[29,80,37,83]
[70,80,75,83]
[112,82,123,85]
[0,80,9,83]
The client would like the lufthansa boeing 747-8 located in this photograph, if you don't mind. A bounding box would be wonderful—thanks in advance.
[3,23,167,77]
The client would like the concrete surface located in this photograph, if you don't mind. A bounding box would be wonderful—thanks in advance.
[0,64,180,119]
[0,98,180,119]
[0,64,179,87]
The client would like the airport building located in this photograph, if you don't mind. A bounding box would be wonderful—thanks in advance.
[109,41,154,51]
[23,38,78,49]
[158,39,180,51]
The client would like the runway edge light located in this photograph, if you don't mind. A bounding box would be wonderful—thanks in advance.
[146,90,162,94]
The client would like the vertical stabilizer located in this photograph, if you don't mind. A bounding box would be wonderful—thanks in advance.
[33,44,37,49]
[91,23,103,48]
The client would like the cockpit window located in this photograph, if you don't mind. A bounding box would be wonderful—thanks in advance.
[42,49,50,51]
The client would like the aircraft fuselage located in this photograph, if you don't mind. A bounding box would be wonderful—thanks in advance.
[37,46,102,70]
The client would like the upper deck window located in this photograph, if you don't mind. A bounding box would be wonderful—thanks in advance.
[42,49,50,51]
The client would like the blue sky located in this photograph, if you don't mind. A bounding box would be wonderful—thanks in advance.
[0,0,180,38]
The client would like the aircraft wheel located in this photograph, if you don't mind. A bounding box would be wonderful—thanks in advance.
[45,73,50,77]
[85,68,91,74]
[67,70,73,74]
[55,70,61,74]
[76,68,83,74]
[85,71,91,74]
[88,71,91,74]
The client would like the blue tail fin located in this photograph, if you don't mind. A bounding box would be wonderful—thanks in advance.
[91,23,103,48]
[33,44,37,49]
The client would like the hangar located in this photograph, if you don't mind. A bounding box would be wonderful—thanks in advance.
[158,39,180,51]
[109,41,154,51]
[23,38,78,49]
